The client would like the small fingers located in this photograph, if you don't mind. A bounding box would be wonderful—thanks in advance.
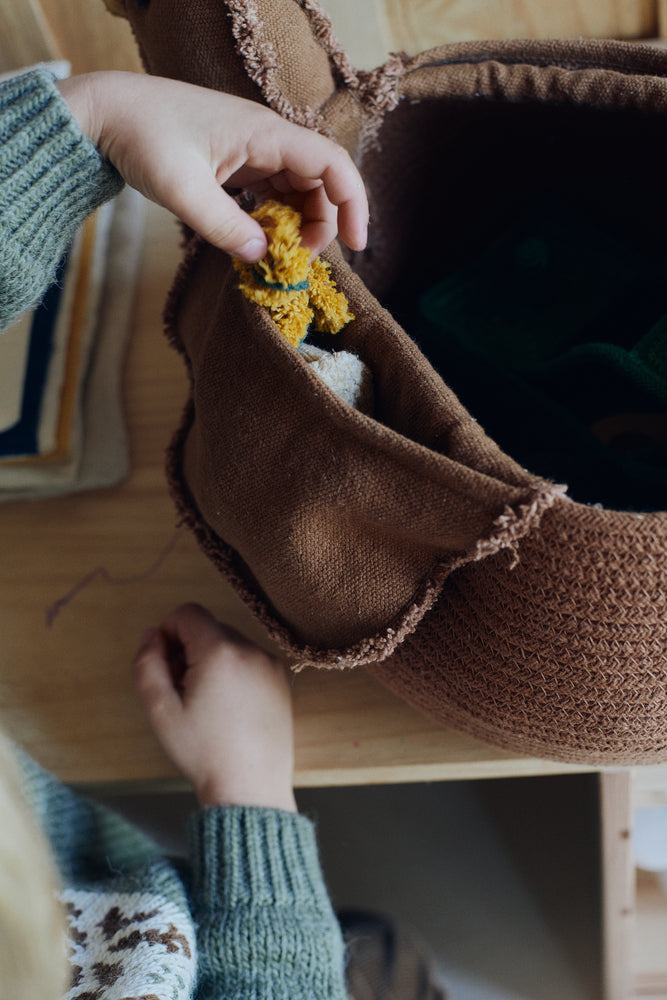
[261,171,315,196]
[160,602,239,647]
[279,136,369,251]
[294,182,336,256]
[241,176,359,256]
[132,629,183,725]
[236,119,369,252]
[159,166,269,261]
[158,602,261,672]
[162,125,367,257]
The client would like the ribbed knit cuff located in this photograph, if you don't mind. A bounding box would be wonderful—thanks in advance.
[0,68,123,327]
[189,806,335,911]
[189,806,349,999]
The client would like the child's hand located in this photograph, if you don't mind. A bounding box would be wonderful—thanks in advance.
[132,603,297,812]
[56,71,368,261]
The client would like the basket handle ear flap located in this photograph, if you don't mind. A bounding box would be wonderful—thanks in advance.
[115,0,406,155]
[120,0,339,122]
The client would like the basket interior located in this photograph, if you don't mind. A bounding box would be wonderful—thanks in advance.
[352,98,667,512]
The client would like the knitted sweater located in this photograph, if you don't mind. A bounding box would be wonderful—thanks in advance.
[16,746,349,999]
[0,68,123,331]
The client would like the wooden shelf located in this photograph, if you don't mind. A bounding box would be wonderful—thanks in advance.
[635,868,667,998]
[631,774,667,998]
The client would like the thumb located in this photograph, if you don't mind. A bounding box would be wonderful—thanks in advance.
[132,629,183,727]
[161,167,268,261]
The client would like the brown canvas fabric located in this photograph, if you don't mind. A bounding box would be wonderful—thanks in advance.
[164,235,562,656]
[119,0,667,764]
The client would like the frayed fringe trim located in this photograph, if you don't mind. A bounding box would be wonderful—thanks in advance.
[224,0,408,146]
[294,481,569,670]
[294,0,360,88]
[294,0,409,115]
[164,392,567,672]
[356,53,410,154]
[225,0,328,131]
[450,481,569,574]
[162,232,204,372]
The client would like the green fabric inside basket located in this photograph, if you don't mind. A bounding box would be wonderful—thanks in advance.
[412,202,667,511]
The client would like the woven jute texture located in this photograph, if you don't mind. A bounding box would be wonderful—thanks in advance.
[120,0,667,765]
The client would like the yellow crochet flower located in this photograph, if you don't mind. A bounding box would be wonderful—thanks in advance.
[233,200,354,348]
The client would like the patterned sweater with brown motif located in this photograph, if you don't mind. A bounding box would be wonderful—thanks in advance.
[15,746,349,999]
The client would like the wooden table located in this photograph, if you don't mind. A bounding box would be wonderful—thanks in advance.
[0,200,596,790]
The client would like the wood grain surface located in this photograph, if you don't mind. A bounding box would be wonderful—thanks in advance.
[382,0,657,54]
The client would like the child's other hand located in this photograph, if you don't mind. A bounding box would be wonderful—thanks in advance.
[132,603,297,812]
[56,71,368,261]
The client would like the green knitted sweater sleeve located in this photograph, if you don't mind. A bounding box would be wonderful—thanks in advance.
[188,806,350,1000]
[0,68,124,331]
[14,743,161,883]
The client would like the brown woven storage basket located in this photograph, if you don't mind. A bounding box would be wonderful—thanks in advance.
[119,0,667,765]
